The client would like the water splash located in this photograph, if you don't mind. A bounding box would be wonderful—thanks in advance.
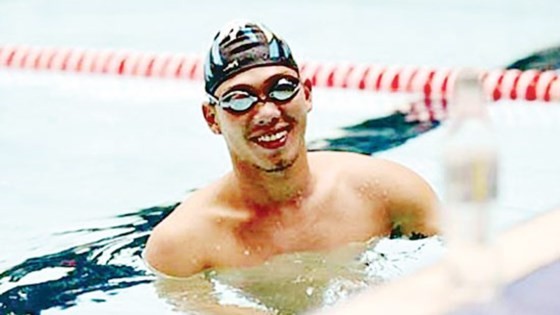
[0,205,444,315]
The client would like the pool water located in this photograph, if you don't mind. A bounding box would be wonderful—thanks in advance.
[2,0,560,314]
[0,201,444,314]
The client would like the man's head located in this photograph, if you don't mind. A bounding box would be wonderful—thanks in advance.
[204,20,299,96]
[202,20,313,173]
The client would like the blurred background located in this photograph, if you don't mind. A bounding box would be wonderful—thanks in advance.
[1,0,560,313]
[2,0,559,67]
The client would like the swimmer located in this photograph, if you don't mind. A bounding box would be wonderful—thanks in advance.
[144,20,439,278]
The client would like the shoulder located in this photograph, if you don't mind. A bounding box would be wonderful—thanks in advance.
[361,156,439,237]
[308,150,374,172]
[310,150,431,187]
[144,184,226,278]
[309,150,409,179]
[310,151,439,236]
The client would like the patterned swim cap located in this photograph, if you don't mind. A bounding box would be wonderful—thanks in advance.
[204,20,299,95]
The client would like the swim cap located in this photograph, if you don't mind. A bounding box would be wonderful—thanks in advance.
[204,20,299,95]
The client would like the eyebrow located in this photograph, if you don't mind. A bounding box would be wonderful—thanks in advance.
[221,72,298,96]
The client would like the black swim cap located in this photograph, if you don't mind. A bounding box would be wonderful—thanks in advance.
[204,20,299,95]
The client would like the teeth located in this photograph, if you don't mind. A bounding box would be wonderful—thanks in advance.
[257,130,287,143]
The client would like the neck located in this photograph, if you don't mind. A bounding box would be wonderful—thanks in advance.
[230,152,313,209]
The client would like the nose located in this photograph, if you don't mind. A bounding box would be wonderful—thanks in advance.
[253,101,281,126]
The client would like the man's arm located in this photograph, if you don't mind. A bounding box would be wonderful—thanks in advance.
[356,157,439,238]
[144,221,209,278]
[379,159,440,237]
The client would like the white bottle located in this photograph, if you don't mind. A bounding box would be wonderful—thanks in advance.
[442,69,501,303]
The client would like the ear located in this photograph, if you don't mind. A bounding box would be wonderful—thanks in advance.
[302,77,313,112]
[202,102,222,135]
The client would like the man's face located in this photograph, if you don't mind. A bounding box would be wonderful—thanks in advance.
[204,65,312,173]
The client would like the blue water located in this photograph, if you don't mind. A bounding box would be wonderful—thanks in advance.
[0,204,171,313]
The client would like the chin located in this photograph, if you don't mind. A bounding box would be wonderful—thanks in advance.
[258,153,299,173]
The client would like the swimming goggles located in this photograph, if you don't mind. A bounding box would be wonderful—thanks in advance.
[208,76,301,113]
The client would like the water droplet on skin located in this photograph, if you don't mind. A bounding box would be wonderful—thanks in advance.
[215,245,222,251]
[306,286,315,296]
[293,275,305,283]
[359,181,375,199]
[244,250,250,256]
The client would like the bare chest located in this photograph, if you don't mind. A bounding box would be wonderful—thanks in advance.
[211,191,389,269]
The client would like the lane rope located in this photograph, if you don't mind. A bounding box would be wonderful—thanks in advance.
[1,45,558,121]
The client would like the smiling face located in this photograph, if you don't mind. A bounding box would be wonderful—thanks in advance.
[203,65,312,173]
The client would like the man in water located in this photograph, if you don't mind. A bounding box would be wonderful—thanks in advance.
[145,20,438,278]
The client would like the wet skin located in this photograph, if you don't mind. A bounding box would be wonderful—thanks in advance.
[144,66,439,278]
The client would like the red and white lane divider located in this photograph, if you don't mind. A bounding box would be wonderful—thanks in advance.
[1,45,559,105]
